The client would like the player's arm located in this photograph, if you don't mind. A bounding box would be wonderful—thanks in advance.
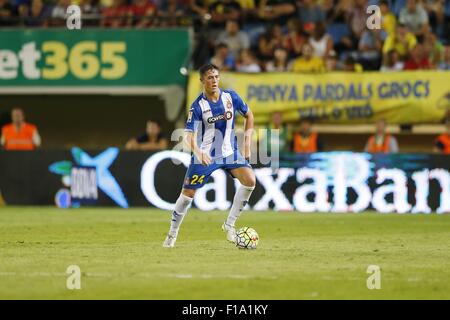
[243,108,254,160]
[185,131,211,166]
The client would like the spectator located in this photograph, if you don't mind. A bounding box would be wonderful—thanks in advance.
[265,47,289,71]
[438,46,450,70]
[128,0,157,28]
[255,33,274,64]
[157,0,186,27]
[100,0,113,7]
[189,0,210,27]
[0,0,15,26]
[434,118,450,154]
[324,0,352,24]
[423,0,445,35]
[292,117,323,153]
[256,0,296,25]
[101,0,129,27]
[309,21,333,58]
[380,49,405,71]
[17,3,29,26]
[423,30,444,68]
[208,0,241,29]
[24,0,52,27]
[283,18,306,59]
[189,0,208,16]
[80,0,101,27]
[324,49,338,71]
[344,0,368,49]
[399,0,429,39]
[255,25,282,64]
[343,56,363,72]
[210,43,235,71]
[269,24,285,49]
[216,19,250,60]
[233,0,255,21]
[291,42,324,73]
[380,0,396,37]
[364,119,399,153]
[357,28,383,70]
[404,44,432,70]
[236,49,261,72]
[125,120,168,151]
[237,0,255,11]
[382,24,417,61]
[50,0,71,26]
[296,0,325,34]
[259,111,290,155]
[1,108,41,151]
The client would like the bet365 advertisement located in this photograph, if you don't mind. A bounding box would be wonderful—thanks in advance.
[0,29,190,86]
[0,150,449,214]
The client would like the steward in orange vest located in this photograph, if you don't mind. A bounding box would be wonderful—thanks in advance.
[366,134,393,153]
[435,120,450,154]
[1,108,41,151]
[435,133,450,154]
[365,119,399,153]
[292,118,322,153]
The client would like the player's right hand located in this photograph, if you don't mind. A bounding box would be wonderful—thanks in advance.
[201,152,212,166]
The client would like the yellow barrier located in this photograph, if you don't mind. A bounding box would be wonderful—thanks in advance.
[187,71,450,124]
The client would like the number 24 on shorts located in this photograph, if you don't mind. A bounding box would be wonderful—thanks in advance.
[190,175,205,185]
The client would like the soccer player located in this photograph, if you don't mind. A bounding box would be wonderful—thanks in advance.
[163,64,256,248]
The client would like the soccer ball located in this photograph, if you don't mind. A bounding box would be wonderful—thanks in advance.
[235,227,259,249]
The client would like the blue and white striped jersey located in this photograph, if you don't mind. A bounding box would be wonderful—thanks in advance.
[185,89,249,160]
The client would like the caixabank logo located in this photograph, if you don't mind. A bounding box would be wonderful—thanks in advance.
[141,151,450,214]
[49,147,128,208]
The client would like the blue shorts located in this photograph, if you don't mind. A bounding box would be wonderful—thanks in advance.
[183,152,251,189]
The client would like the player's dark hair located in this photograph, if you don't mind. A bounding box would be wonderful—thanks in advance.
[199,63,219,78]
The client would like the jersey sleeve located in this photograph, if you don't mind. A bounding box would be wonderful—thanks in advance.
[232,91,249,116]
[185,103,202,132]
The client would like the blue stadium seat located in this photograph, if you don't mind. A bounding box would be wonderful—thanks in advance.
[393,0,406,16]
[327,23,350,44]
[368,0,379,6]
[446,0,450,17]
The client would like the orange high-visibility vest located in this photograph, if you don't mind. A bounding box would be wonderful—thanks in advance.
[2,123,37,150]
[436,133,450,154]
[367,134,391,153]
[293,132,318,153]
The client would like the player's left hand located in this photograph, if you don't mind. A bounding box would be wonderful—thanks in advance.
[244,147,251,162]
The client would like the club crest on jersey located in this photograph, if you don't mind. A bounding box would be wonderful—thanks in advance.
[226,101,232,109]
[207,111,233,124]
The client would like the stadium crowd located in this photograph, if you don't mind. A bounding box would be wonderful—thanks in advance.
[1,0,450,72]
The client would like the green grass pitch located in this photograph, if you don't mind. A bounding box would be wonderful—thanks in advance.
[0,207,449,299]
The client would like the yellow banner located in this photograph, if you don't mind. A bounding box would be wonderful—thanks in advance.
[187,71,450,124]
